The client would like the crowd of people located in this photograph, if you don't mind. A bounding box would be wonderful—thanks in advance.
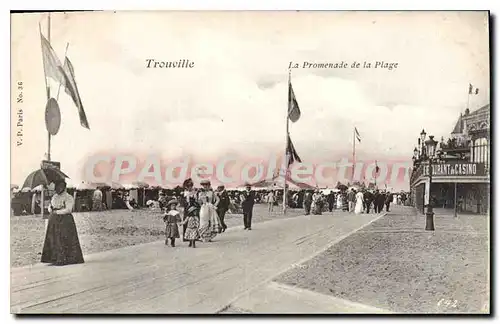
[35,176,407,266]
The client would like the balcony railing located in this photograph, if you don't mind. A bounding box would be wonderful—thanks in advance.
[440,141,470,151]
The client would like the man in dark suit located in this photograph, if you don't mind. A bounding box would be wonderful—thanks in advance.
[303,190,312,215]
[385,192,393,212]
[327,191,335,212]
[216,185,230,232]
[241,183,255,230]
[364,190,374,214]
[374,190,385,213]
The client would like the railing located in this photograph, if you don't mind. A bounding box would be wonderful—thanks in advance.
[440,141,470,151]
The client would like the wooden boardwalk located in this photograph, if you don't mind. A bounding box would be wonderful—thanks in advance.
[11,212,381,314]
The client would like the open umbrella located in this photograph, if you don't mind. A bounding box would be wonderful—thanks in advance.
[22,168,69,190]
[132,181,150,189]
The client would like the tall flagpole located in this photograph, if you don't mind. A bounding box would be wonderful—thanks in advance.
[352,127,356,183]
[284,69,291,214]
[47,13,52,162]
[466,84,471,112]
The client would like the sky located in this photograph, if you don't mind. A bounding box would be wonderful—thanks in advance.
[10,11,490,190]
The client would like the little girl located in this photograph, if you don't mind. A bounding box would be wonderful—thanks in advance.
[182,206,200,248]
[163,199,182,247]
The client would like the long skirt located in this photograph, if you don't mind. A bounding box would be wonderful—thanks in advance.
[355,200,364,214]
[199,204,221,242]
[312,202,323,215]
[41,214,84,265]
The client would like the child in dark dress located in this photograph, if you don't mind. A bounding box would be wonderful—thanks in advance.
[163,199,182,247]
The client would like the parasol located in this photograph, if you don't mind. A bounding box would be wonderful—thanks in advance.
[77,182,97,190]
[132,181,150,189]
[22,167,69,190]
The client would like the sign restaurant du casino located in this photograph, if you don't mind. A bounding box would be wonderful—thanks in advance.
[422,162,486,177]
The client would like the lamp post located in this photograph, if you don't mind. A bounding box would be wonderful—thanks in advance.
[423,135,438,231]
[420,129,427,156]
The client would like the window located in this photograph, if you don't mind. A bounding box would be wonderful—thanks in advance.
[472,138,489,167]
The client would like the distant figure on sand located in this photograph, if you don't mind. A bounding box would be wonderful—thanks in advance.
[303,191,312,215]
[267,191,275,212]
[92,188,103,211]
[347,189,356,213]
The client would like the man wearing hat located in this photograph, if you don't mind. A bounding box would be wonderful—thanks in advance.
[241,183,255,230]
[216,185,229,232]
[158,190,168,210]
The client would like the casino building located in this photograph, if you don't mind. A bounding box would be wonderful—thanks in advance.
[410,104,490,214]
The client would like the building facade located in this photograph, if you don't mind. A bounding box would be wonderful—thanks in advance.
[410,104,490,214]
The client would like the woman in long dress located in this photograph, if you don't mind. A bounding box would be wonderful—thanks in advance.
[312,190,323,215]
[354,190,365,214]
[336,193,343,210]
[197,180,221,242]
[41,179,84,266]
[181,179,198,242]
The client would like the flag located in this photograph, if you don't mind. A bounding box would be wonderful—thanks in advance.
[286,134,302,166]
[375,161,380,173]
[355,127,361,142]
[40,31,66,87]
[288,82,301,122]
[469,83,479,95]
[62,57,90,129]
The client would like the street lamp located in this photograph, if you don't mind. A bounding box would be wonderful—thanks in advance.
[423,135,438,231]
[420,129,427,143]
[420,129,427,156]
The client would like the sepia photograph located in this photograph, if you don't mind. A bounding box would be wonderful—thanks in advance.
[10,10,490,314]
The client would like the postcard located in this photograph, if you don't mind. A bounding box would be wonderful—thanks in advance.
[10,11,490,314]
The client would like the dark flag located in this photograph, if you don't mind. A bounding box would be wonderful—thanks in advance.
[475,88,479,95]
[355,127,361,142]
[468,83,473,94]
[286,134,302,166]
[288,82,301,122]
[62,57,90,129]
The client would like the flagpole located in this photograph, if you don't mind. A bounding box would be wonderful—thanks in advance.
[467,84,471,112]
[56,43,70,101]
[352,127,356,183]
[47,13,52,162]
[374,160,377,189]
[284,69,291,214]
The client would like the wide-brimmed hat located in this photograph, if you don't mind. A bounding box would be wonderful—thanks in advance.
[187,205,198,215]
[200,179,211,185]
[166,199,178,208]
